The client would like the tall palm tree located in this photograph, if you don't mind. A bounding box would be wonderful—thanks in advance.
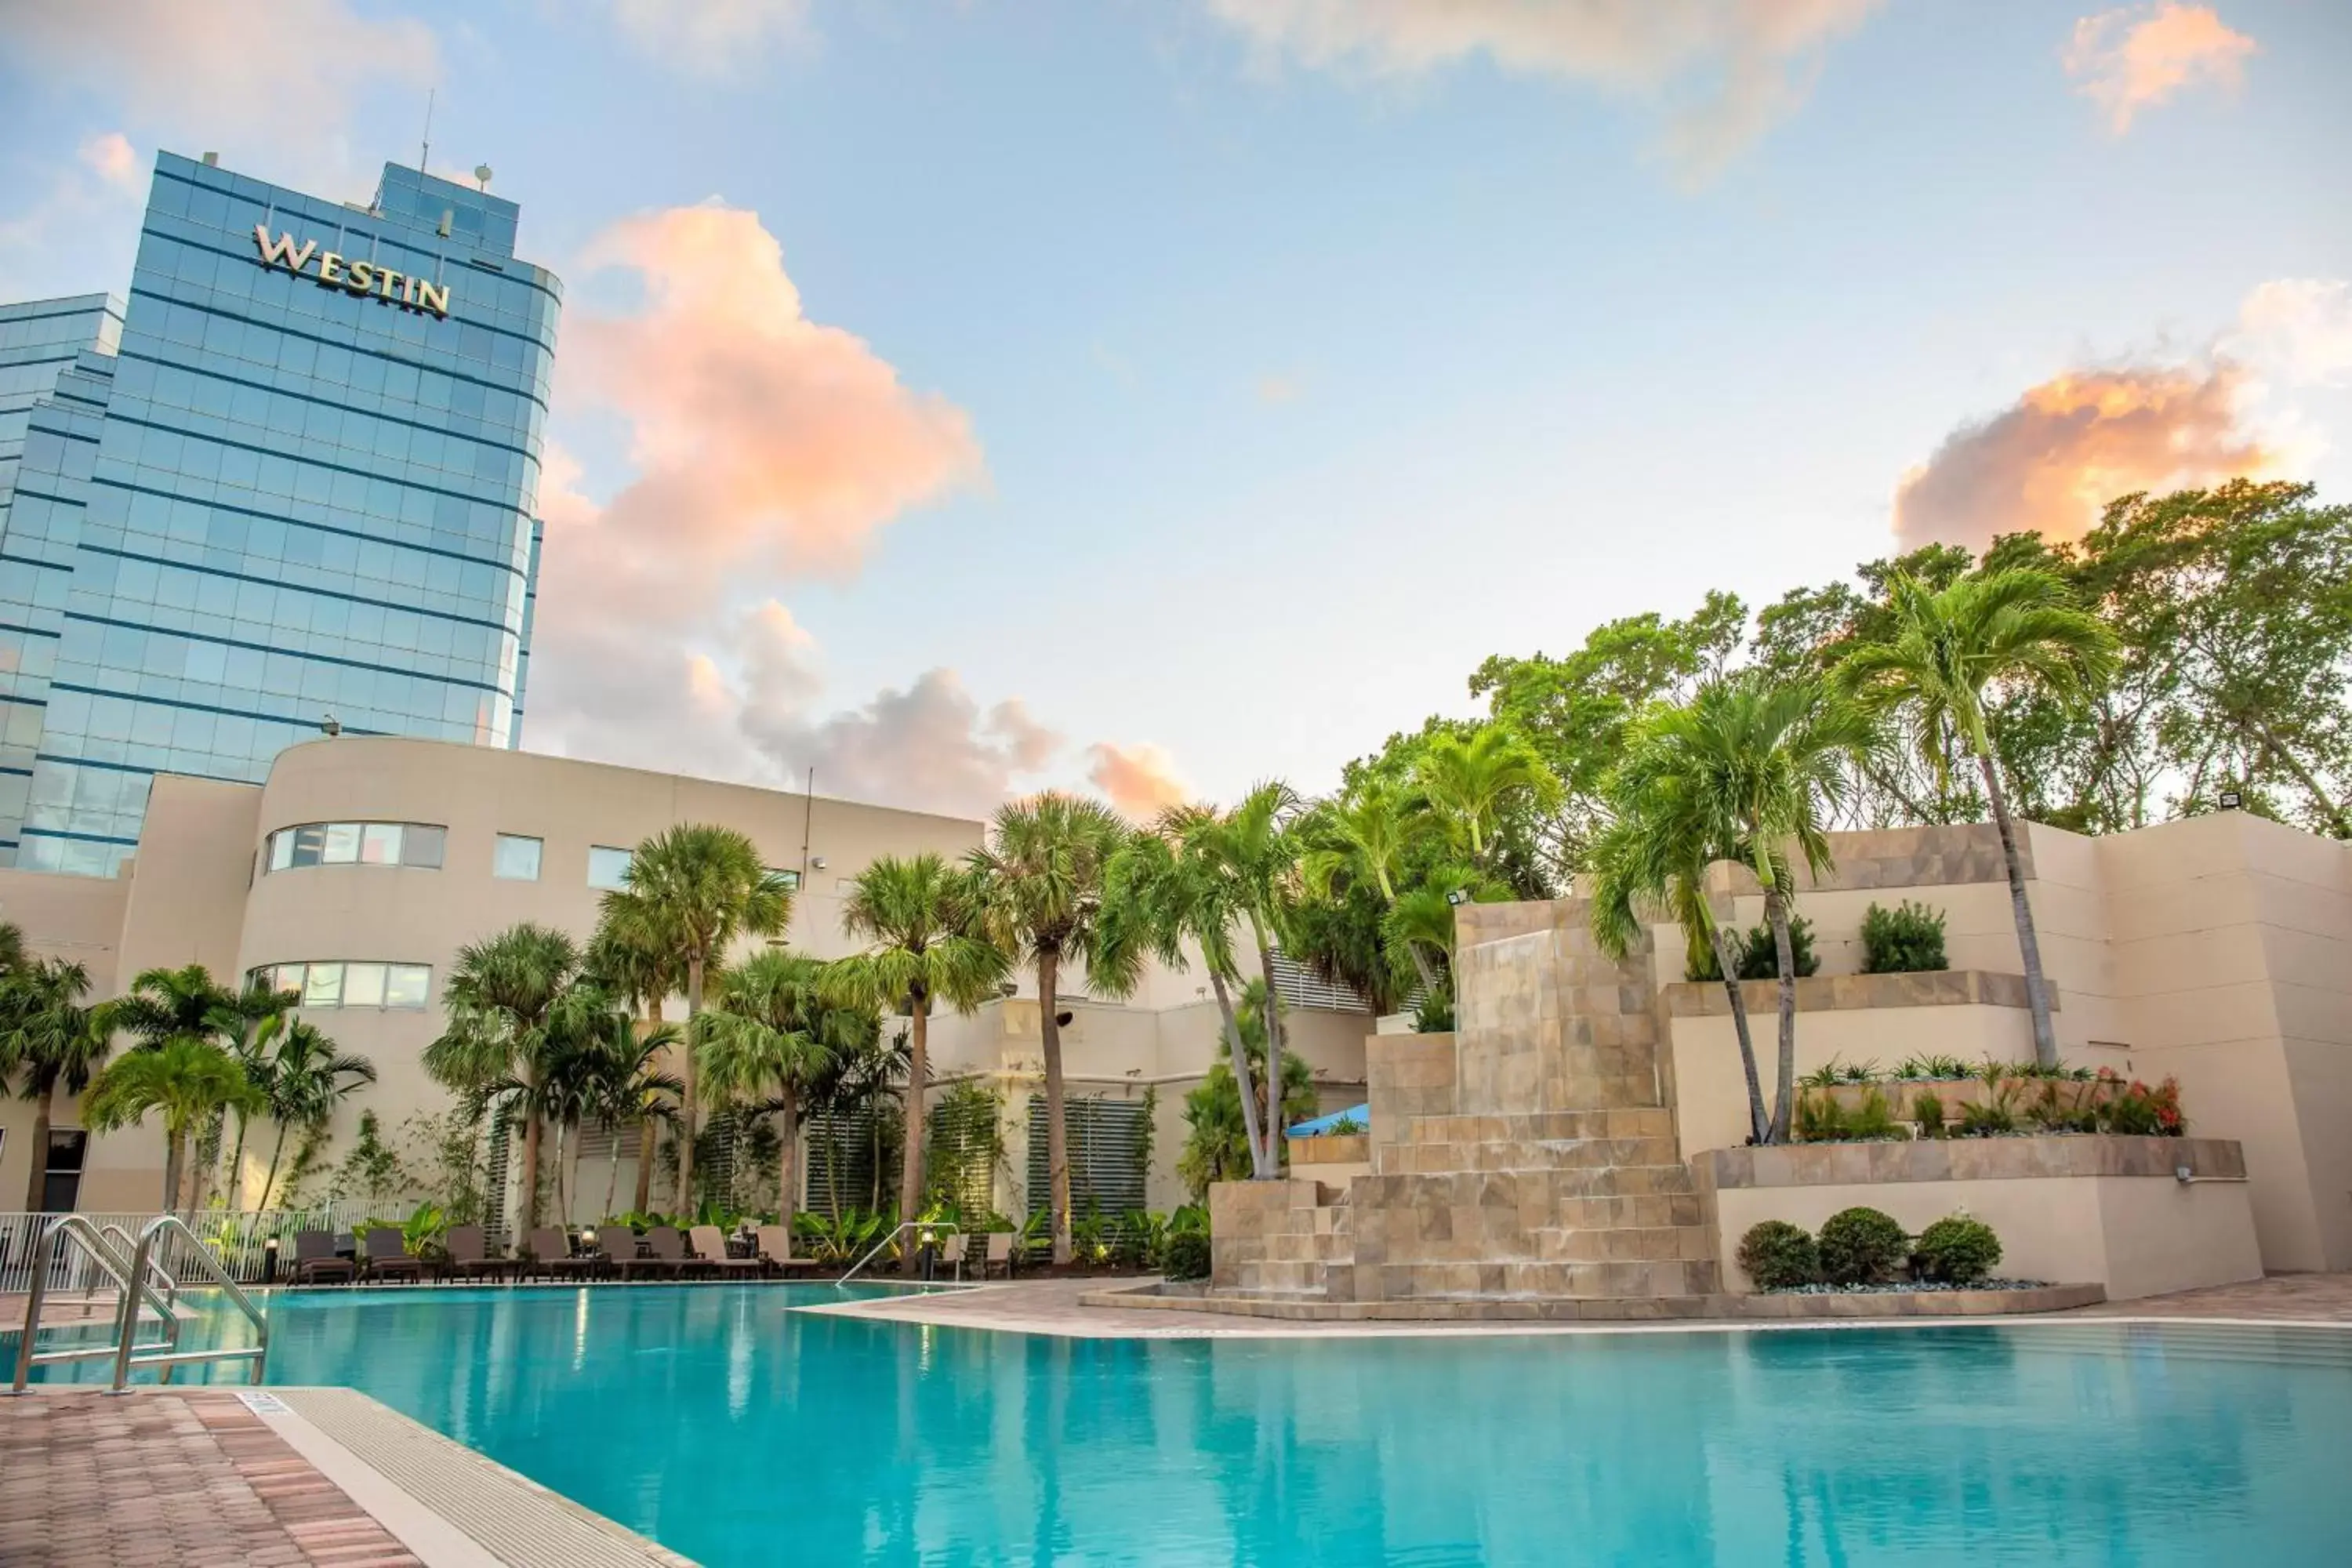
[1186,785,1306,1167]
[697,951,848,1254]
[586,919,684,1214]
[1102,817,1271,1178]
[104,963,241,1051]
[423,922,586,1229]
[253,1022,376,1210]
[966,793,1132,1265]
[829,854,1006,1263]
[83,1039,265,1211]
[567,1014,682,1220]
[601,825,793,1204]
[1300,776,1437,994]
[0,956,107,1211]
[1841,568,2119,1067]
[215,982,299,1207]
[1602,674,1873,1142]
[1412,726,1562,869]
[1588,809,1769,1145]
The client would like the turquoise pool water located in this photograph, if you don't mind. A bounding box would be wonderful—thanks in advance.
[18,1287,2352,1565]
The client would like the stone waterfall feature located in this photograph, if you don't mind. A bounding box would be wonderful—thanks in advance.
[1210,899,1722,1319]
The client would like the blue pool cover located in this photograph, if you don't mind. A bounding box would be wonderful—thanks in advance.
[1288,1104,1370,1137]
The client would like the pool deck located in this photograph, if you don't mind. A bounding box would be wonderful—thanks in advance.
[0,1386,691,1568]
[806,1270,2352,1338]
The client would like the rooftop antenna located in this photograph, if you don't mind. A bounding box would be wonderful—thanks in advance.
[474,163,493,192]
[419,87,435,172]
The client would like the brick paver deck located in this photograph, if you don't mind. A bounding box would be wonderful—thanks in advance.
[2071,1271,2352,1322]
[0,1389,421,1568]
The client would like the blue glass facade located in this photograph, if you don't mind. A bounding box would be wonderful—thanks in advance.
[0,154,559,875]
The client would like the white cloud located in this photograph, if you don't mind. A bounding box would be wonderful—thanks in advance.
[606,0,813,77]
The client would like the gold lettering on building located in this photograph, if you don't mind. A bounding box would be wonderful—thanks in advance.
[251,226,450,318]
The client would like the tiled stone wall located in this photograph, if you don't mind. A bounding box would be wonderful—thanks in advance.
[1702,822,2030,895]
[1662,968,2049,1018]
[1451,904,1661,1115]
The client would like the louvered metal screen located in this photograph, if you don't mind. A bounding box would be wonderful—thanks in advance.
[1025,1096,1147,1218]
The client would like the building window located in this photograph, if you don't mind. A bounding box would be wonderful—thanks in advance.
[248,961,431,1011]
[768,866,802,891]
[587,845,633,891]
[266,822,445,872]
[493,833,543,880]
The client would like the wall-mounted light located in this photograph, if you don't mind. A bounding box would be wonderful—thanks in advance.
[1445,889,1471,906]
[810,855,828,870]
[2217,791,2242,810]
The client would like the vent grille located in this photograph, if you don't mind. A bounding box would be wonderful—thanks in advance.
[1025,1095,1147,1218]
[1269,949,1369,1013]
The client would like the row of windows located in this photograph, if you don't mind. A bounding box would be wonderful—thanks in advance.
[267,820,445,871]
[246,960,431,1011]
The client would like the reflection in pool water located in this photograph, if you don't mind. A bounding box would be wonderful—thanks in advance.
[22,1287,2352,1565]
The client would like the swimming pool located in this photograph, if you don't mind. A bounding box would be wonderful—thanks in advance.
[19,1287,2352,1565]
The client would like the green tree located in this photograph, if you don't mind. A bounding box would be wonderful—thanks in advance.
[697,950,849,1252]
[966,793,1131,1264]
[1174,982,1317,1200]
[1841,568,2118,1066]
[84,1038,264,1210]
[601,825,794,1203]
[0,955,107,1212]
[252,1020,374,1210]
[103,963,242,1051]
[1602,674,1872,1141]
[423,922,586,1228]
[829,854,1007,1263]
[1411,725,1563,871]
[214,981,302,1208]
[1299,775,1436,996]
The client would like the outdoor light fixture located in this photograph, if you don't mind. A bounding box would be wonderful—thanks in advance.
[2218,791,2242,810]
[1445,889,1471,906]
[581,1226,598,1250]
[2175,1165,2194,1184]
[263,1236,279,1284]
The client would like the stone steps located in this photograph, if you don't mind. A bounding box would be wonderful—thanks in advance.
[1353,1258,1722,1301]
[1377,1134,1685,1176]
[1399,1109,1676,1145]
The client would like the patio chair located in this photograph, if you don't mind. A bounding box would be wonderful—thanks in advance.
[441,1225,514,1282]
[617,1225,688,1281]
[983,1232,1016,1279]
[688,1225,763,1279]
[524,1226,597,1283]
[937,1232,967,1281]
[361,1228,423,1283]
[289,1229,354,1286]
[753,1225,823,1277]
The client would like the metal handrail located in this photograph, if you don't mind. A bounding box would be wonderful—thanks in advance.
[837,1221,960,1286]
[113,1216,269,1389]
[101,1223,178,1308]
[9,1216,177,1394]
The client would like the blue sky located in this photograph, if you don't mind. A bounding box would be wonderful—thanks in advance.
[3,1,2347,818]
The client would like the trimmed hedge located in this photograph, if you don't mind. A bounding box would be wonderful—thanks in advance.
[1914,1216,2002,1286]
[1737,1221,1819,1290]
[1860,900,1947,974]
[1817,1207,1909,1285]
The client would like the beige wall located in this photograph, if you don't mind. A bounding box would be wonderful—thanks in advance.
[1710,1174,2262,1300]
[0,866,133,1211]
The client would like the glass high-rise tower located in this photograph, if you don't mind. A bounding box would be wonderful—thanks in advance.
[0,154,558,874]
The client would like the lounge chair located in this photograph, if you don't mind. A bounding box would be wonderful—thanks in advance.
[524,1226,597,1282]
[617,1225,688,1280]
[688,1225,763,1279]
[361,1228,423,1283]
[290,1229,354,1286]
[983,1232,1016,1279]
[441,1225,514,1282]
[754,1225,823,1277]
[938,1232,967,1281]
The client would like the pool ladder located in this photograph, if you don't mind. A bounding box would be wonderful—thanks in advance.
[9,1214,270,1392]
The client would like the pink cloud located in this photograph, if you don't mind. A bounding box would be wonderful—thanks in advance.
[1087,742,1193,821]
[77,133,143,197]
[1207,0,1884,176]
[608,0,813,77]
[1892,364,2275,554]
[2064,4,2256,134]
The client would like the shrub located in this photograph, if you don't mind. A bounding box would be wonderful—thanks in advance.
[1955,1080,2020,1137]
[1737,1221,1819,1290]
[1914,1215,2002,1286]
[1794,1089,1849,1143]
[1414,985,1455,1033]
[1860,900,1947,974]
[1817,1207,1909,1285]
[2100,1076,2186,1137]
[1847,1087,1905,1141]
[1911,1088,1946,1138]
[1689,916,1822,982]
[1896,1054,1970,1081]
[1161,1229,1210,1282]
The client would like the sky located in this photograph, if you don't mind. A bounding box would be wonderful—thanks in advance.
[2,0,2348,823]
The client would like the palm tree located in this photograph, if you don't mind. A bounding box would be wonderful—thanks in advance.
[1103,803,1283,1177]
[1301,776,1437,994]
[568,1015,682,1220]
[1601,674,1873,1142]
[1412,726,1562,869]
[215,982,300,1207]
[423,922,586,1229]
[1841,568,2119,1067]
[829,854,1006,1264]
[966,793,1132,1265]
[585,919,685,1214]
[0,956,107,1211]
[83,1039,265,1211]
[253,1022,376,1210]
[104,963,242,1051]
[806,1023,904,1216]
[1187,785,1308,1167]
[601,825,794,1205]
[696,951,846,1254]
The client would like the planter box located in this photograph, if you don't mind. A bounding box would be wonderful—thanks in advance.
[1290,1134,1370,1167]
[1809,1077,2113,1121]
